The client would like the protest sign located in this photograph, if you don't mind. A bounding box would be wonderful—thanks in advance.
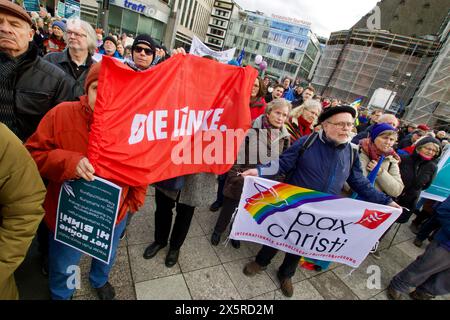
[189,35,236,64]
[55,176,122,264]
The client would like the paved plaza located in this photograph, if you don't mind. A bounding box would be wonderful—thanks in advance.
[16,187,450,301]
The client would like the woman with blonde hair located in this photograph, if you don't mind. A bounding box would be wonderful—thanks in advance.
[285,99,321,143]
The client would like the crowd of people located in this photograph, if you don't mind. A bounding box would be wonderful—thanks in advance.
[1,0,449,301]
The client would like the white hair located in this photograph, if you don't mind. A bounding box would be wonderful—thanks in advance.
[65,19,97,55]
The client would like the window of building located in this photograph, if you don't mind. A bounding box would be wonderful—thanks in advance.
[240,25,246,33]
[289,52,296,60]
[255,42,260,50]
[246,26,254,35]
[278,48,284,56]
[262,30,269,38]
[233,36,238,45]
[244,39,248,47]
[122,9,138,35]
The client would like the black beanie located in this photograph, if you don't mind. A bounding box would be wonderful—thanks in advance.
[132,34,156,51]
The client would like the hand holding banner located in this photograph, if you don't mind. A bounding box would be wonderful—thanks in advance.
[230,177,402,268]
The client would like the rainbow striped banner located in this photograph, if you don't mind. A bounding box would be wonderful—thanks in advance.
[244,183,339,224]
[230,176,402,268]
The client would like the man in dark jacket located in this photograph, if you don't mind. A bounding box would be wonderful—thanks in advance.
[397,129,425,150]
[241,106,400,297]
[44,18,96,97]
[388,195,450,300]
[0,0,75,141]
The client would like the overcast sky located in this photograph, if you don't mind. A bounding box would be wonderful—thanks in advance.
[234,0,380,38]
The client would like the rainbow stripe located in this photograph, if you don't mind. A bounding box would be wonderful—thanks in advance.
[244,183,339,224]
[350,97,363,109]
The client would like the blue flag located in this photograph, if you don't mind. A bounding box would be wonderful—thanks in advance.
[351,155,385,200]
[236,48,245,66]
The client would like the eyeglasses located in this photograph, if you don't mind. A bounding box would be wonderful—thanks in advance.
[326,121,354,129]
[421,146,438,153]
[66,30,87,38]
[133,46,154,55]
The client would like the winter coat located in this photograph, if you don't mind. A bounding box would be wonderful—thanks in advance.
[44,49,95,98]
[223,115,291,200]
[7,44,75,141]
[44,35,66,53]
[359,150,404,197]
[397,152,438,210]
[285,115,313,144]
[25,96,147,233]
[351,124,374,144]
[0,124,46,300]
[259,130,392,205]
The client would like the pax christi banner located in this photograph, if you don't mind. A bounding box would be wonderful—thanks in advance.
[230,177,402,268]
[88,55,258,186]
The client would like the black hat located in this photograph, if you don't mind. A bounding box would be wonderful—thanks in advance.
[103,36,117,48]
[132,34,156,51]
[318,105,357,124]
[415,136,441,158]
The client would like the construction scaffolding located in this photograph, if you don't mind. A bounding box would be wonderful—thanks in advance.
[312,29,440,110]
[403,18,450,130]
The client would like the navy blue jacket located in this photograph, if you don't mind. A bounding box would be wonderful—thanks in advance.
[259,131,392,205]
[435,196,450,250]
[351,124,374,144]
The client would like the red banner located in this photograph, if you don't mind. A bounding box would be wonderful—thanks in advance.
[88,55,258,186]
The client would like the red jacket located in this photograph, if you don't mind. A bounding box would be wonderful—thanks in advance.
[44,35,66,53]
[25,96,147,232]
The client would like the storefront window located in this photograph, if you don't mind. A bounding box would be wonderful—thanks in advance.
[138,16,154,35]
[122,10,139,35]
[109,5,123,35]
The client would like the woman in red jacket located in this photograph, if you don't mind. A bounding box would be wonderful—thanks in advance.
[25,63,147,300]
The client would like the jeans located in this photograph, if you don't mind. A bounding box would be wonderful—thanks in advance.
[48,215,127,300]
[390,240,450,296]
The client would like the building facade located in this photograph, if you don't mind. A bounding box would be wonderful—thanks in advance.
[162,0,214,50]
[311,29,440,107]
[105,0,170,43]
[224,10,321,81]
[204,0,234,51]
[353,0,450,38]
[403,15,450,129]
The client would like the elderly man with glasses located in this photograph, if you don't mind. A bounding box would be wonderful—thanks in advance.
[240,106,400,298]
[44,18,97,97]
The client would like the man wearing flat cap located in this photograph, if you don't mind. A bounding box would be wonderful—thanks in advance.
[241,105,401,298]
[0,0,75,141]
